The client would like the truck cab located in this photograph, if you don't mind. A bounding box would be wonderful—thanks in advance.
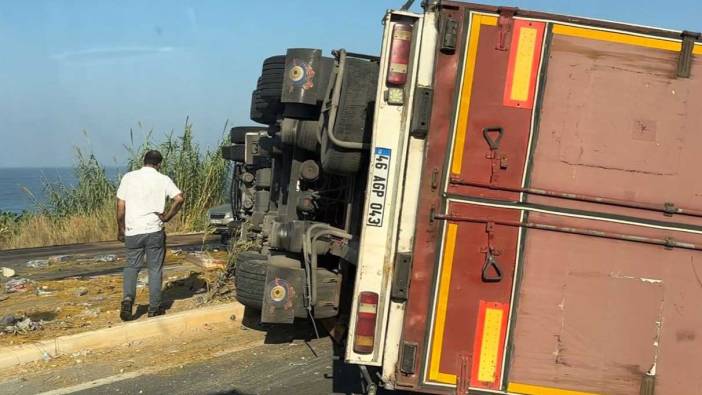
[222,2,702,394]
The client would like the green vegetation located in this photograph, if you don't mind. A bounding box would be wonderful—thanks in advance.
[0,120,230,250]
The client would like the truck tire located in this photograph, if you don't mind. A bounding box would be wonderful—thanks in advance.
[258,73,284,87]
[221,144,246,162]
[234,253,341,319]
[250,90,279,125]
[262,55,286,71]
[258,87,283,99]
[235,254,267,309]
[230,126,266,144]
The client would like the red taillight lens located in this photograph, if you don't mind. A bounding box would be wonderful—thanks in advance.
[353,291,379,354]
[387,23,413,86]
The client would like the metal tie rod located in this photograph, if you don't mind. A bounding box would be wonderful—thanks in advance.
[449,178,702,219]
[433,213,702,252]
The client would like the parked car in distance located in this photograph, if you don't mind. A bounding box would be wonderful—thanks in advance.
[207,203,234,243]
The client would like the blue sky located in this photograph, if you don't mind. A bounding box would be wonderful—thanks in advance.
[0,0,700,167]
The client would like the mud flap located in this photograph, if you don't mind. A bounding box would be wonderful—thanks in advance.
[261,265,304,324]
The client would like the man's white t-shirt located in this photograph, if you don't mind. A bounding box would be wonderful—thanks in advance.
[116,167,182,236]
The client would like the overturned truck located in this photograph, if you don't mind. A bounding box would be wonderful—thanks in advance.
[222,2,702,394]
[223,47,378,324]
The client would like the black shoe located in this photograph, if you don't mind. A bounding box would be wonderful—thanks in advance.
[120,299,133,321]
[147,308,165,318]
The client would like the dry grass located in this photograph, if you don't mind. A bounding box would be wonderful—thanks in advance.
[0,119,229,250]
[0,205,116,249]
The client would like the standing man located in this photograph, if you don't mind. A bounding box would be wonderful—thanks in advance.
[116,150,185,321]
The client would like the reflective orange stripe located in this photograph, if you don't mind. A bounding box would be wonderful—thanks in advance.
[470,301,509,389]
[508,382,601,395]
[503,20,545,109]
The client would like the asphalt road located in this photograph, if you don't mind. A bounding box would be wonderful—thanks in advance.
[2,317,380,395]
[67,315,372,395]
[74,337,349,395]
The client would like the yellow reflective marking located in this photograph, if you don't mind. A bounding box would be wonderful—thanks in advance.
[510,27,538,102]
[429,13,498,385]
[428,223,458,384]
[451,15,493,175]
[508,382,601,395]
[553,24,681,52]
[477,307,503,382]
[482,15,498,26]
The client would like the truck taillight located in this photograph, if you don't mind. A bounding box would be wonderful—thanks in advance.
[353,291,379,354]
[387,24,412,86]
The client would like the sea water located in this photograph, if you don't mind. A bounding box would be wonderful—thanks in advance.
[0,167,122,213]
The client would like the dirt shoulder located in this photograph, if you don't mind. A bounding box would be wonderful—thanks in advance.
[0,247,229,347]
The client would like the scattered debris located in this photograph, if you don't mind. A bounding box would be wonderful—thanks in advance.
[1,315,42,335]
[137,273,149,288]
[26,259,49,269]
[36,287,55,297]
[1,267,16,278]
[0,315,17,326]
[0,248,226,346]
[4,278,33,293]
[81,307,101,318]
[48,255,71,264]
[96,254,118,263]
[185,252,226,270]
[205,242,259,303]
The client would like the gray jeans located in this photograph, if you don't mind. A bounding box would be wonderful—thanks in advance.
[123,230,165,311]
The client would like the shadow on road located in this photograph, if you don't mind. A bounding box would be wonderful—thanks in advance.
[133,272,208,319]
[240,306,329,344]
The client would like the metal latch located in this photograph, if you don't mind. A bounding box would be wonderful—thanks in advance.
[391,253,412,302]
[677,30,700,78]
[455,353,471,395]
[410,86,433,138]
[400,341,418,374]
[496,7,518,51]
[441,17,459,54]
[483,127,508,184]
[480,222,503,283]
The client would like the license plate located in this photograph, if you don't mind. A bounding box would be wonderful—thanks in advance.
[366,147,392,227]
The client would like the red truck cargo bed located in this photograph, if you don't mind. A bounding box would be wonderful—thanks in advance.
[396,3,702,394]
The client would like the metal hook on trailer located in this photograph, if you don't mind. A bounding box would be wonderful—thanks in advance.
[481,250,503,282]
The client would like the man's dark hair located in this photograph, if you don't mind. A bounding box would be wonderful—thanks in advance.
[143,150,163,166]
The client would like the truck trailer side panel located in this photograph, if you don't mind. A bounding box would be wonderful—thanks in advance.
[394,3,702,394]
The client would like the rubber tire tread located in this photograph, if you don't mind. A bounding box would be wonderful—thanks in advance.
[258,87,282,98]
[262,55,285,69]
[258,71,284,82]
[235,258,267,309]
[250,90,278,125]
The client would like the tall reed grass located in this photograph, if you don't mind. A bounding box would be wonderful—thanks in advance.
[0,119,229,250]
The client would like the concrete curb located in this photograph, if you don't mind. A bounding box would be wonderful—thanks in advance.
[0,302,245,369]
